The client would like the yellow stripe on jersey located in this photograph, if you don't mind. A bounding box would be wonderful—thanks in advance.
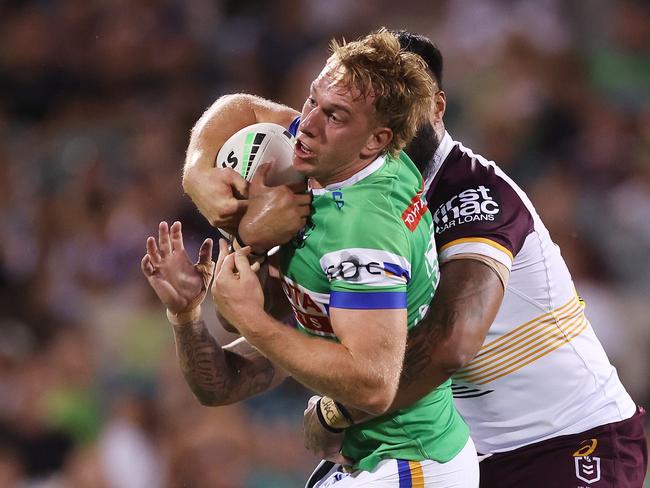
[453,297,587,384]
[458,316,588,384]
[409,461,424,488]
[439,237,514,261]
[460,298,580,368]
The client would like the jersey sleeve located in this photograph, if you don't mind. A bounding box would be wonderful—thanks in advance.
[426,147,534,270]
[288,116,301,136]
[319,206,412,311]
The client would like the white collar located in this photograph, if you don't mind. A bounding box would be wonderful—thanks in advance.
[310,155,386,195]
[423,131,455,191]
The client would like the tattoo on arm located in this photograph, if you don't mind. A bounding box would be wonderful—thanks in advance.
[401,303,461,387]
[401,260,503,389]
[172,320,276,405]
[320,262,503,421]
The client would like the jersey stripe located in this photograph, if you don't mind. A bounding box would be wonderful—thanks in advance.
[397,460,424,487]
[453,297,587,384]
[454,299,582,377]
[440,237,514,261]
[468,298,579,359]
[397,459,411,488]
[470,316,588,385]
[408,461,424,487]
[456,315,586,384]
[330,291,407,309]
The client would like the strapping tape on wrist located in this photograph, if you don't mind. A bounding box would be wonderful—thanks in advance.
[166,306,201,325]
[316,396,354,433]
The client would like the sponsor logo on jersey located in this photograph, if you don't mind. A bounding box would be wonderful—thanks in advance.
[280,275,335,338]
[402,191,428,231]
[573,439,601,484]
[433,185,500,233]
[320,249,411,286]
[332,191,344,210]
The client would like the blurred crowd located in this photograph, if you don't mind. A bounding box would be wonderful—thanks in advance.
[0,0,648,486]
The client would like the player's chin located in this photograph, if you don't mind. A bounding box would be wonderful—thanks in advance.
[292,155,316,176]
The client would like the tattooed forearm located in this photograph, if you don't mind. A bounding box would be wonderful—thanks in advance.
[401,300,462,387]
[172,320,276,405]
[388,260,503,410]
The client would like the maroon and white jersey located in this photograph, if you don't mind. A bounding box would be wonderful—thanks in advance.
[424,132,636,455]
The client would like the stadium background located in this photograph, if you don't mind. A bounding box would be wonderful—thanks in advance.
[0,0,648,486]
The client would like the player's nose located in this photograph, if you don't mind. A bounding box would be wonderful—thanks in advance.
[299,108,319,138]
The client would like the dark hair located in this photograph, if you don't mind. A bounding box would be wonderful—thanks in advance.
[393,30,443,88]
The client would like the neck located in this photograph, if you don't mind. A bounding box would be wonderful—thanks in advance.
[310,154,385,190]
[312,155,378,188]
[434,120,446,145]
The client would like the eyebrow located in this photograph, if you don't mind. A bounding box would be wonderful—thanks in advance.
[310,82,353,115]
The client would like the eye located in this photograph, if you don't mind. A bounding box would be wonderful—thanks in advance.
[306,97,316,106]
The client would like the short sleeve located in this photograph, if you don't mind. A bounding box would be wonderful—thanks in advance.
[426,146,534,270]
[319,204,411,310]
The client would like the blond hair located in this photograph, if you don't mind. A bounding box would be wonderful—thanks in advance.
[328,28,433,156]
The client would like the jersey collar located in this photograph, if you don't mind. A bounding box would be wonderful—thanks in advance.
[423,131,455,191]
[310,155,386,195]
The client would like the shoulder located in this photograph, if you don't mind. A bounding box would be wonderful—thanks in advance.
[346,153,427,234]
[314,154,427,258]
[426,141,534,268]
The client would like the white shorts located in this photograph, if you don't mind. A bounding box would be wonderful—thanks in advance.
[306,437,479,488]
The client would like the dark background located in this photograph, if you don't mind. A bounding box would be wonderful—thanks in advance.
[0,0,648,486]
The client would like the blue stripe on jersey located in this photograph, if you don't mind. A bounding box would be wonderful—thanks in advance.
[288,116,301,136]
[397,459,412,488]
[383,262,411,282]
[329,291,407,309]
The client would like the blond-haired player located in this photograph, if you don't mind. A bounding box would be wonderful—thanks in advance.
[143,29,479,487]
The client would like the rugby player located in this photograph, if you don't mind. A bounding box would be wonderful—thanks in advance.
[182,30,647,488]
[144,29,479,486]
[302,32,649,487]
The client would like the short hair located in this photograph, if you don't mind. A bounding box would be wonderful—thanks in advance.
[393,30,443,89]
[327,28,433,156]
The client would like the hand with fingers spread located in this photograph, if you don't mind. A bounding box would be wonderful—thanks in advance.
[211,242,265,333]
[186,167,249,234]
[141,221,215,324]
[238,161,311,254]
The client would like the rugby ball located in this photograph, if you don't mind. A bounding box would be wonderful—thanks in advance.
[215,122,305,240]
[215,122,304,186]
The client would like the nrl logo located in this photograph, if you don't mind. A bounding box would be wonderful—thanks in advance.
[573,439,601,484]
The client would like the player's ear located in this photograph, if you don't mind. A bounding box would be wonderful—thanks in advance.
[362,127,393,157]
[431,90,446,125]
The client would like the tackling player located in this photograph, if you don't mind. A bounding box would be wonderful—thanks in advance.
[302,32,649,487]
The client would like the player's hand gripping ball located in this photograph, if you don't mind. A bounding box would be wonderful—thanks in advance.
[215,122,305,239]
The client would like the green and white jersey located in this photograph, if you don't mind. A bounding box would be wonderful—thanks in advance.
[279,152,469,472]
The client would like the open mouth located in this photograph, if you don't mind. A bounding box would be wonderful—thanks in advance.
[295,138,315,158]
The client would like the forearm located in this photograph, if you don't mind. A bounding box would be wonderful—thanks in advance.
[183,94,298,196]
[183,95,255,192]
[328,259,504,419]
[392,259,504,409]
[240,311,398,414]
[172,319,280,405]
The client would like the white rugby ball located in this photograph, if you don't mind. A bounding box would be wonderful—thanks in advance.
[215,122,304,186]
[215,122,305,240]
